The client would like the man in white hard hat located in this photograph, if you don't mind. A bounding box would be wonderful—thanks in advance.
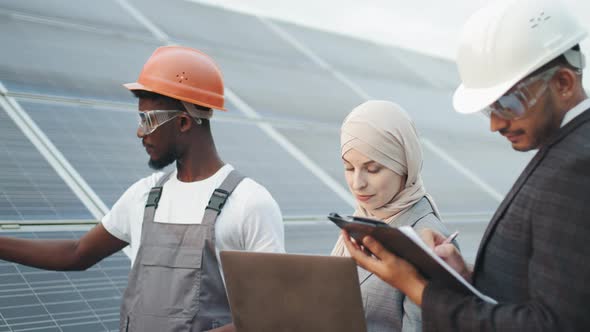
[0,46,284,332]
[341,0,590,331]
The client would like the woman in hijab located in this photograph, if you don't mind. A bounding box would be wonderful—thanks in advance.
[332,100,453,332]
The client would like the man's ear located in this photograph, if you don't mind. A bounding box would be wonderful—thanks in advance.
[178,114,193,133]
[553,67,578,99]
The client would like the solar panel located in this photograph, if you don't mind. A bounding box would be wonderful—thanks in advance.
[213,55,365,123]
[273,20,434,87]
[0,0,151,36]
[0,230,129,332]
[127,0,314,67]
[0,107,92,221]
[277,125,347,189]
[381,47,461,89]
[0,15,159,103]
[283,222,339,254]
[213,116,351,216]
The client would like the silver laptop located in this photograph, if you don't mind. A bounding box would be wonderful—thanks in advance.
[220,251,367,332]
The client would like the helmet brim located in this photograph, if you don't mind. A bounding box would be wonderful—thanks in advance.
[123,82,149,91]
[122,81,227,111]
[452,78,519,115]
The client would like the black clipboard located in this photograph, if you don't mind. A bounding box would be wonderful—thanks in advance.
[328,213,497,303]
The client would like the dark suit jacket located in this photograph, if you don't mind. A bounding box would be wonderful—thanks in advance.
[421,108,590,331]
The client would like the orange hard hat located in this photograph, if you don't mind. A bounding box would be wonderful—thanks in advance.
[124,46,226,111]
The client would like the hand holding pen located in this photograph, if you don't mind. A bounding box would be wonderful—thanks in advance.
[419,228,472,282]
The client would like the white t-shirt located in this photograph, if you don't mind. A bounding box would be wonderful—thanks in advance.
[101,164,285,266]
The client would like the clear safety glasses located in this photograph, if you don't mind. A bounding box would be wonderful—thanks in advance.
[482,66,560,120]
[137,110,184,136]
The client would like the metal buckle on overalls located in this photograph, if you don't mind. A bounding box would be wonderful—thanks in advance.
[207,189,230,214]
[146,187,163,209]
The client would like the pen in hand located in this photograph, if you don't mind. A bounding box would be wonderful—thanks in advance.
[443,231,459,244]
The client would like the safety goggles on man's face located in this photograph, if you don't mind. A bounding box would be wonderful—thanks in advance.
[137,110,185,136]
[482,66,560,120]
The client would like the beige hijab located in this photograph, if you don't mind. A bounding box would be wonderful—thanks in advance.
[332,100,440,256]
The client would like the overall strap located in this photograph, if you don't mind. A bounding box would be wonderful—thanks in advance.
[143,171,174,229]
[146,171,174,207]
[202,170,246,226]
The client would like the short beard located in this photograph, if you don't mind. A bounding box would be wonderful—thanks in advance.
[529,94,561,151]
[148,149,177,170]
[510,94,560,152]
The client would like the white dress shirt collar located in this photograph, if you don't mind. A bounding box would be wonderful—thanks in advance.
[561,98,590,127]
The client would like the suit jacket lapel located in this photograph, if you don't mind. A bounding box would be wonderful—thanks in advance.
[474,109,590,272]
[473,149,545,268]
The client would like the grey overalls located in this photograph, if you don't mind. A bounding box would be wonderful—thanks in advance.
[119,170,245,332]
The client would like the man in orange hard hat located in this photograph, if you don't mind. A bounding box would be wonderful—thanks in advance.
[342,0,590,331]
[0,46,285,332]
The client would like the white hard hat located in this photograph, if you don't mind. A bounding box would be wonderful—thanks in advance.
[453,0,587,114]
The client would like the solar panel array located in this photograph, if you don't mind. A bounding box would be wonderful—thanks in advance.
[0,230,128,332]
[0,102,92,221]
[0,0,534,330]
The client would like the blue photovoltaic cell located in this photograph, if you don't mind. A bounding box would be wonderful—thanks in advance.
[274,20,434,86]
[212,118,352,216]
[0,0,152,36]
[129,0,313,68]
[0,230,130,332]
[0,16,159,103]
[0,107,92,221]
[212,55,365,123]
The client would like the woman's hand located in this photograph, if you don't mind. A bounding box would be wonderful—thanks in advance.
[419,228,473,283]
[342,230,427,306]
